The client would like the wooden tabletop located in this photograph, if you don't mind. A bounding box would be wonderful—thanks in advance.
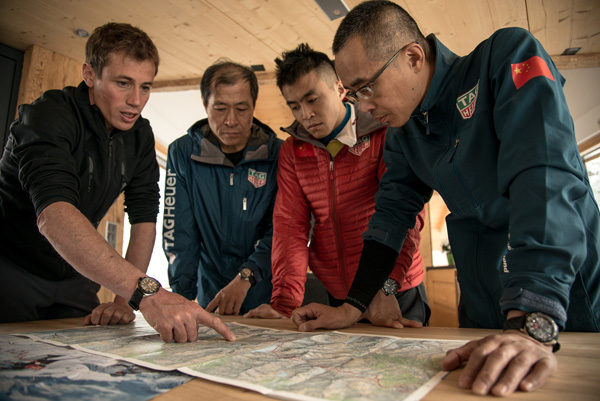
[2,315,599,401]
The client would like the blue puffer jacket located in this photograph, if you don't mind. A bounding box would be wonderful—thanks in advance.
[163,117,282,313]
[365,28,600,331]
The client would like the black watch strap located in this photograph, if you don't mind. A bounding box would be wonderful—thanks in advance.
[503,315,526,331]
[128,288,145,311]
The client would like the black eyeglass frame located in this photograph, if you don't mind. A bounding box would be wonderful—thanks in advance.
[345,41,418,102]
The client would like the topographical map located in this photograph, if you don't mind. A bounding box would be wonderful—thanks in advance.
[17,320,466,401]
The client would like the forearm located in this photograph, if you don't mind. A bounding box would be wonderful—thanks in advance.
[125,222,156,272]
[345,240,399,312]
[37,201,141,299]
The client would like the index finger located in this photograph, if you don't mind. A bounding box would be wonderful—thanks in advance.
[205,297,218,313]
[291,307,315,327]
[196,309,236,341]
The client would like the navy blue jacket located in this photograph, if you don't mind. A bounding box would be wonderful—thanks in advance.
[361,28,600,331]
[163,117,282,312]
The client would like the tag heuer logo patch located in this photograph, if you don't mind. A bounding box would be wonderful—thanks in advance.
[456,80,479,120]
[248,168,267,188]
[349,135,371,156]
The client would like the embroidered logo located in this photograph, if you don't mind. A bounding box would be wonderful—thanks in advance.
[248,168,267,188]
[456,80,479,120]
[348,134,371,156]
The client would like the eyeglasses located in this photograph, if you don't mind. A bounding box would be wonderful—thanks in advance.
[345,41,417,102]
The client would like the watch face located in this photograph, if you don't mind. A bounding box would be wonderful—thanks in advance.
[525,313,558,343]
[139,277,161,294]
[240,268,253,279]
[382,278,398,295]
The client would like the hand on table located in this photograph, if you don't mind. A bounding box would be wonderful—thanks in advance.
[364,290,423,328]
[205,276,251,315]
[442,331,557,396]
[140,289,236,343]
[244,303,286,319]
[291,303,362,331]
[84,295,135,325]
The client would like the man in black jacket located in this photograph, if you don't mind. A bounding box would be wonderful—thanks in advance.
[0,22,234,343]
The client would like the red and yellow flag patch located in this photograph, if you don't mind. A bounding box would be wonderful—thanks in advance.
[511,56,554,90]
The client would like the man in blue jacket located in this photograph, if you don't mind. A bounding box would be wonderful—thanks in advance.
[163,60,282,315]
[292,0,600,397]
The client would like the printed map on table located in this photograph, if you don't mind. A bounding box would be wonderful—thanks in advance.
[19,320,466,401]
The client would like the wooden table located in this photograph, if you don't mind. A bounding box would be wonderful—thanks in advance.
[1,315,599,401]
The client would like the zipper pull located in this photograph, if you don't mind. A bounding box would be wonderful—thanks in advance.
[422,111,430,135]
[230,173,234,186]
[87,156,94,192]
[243,197,247,211]
[447,138,460,162]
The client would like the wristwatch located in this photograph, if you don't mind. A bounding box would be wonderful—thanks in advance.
[381,278,399,296]
[128,276,162,311]
[238,267,256,286]
[504,312,560,352]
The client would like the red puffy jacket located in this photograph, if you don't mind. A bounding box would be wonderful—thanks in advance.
[271,105,425,317]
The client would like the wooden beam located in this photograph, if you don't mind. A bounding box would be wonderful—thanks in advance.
[152,71,277,92]
[551,53,600,70]
[579,130,600,157]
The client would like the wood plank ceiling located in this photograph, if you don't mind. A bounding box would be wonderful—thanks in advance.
[0,0,598,90]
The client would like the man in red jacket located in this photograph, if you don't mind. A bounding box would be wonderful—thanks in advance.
[245,43,429,327]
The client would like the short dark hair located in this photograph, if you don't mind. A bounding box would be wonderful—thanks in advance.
[86,22,159,77]
[333,0,427,61]
[200,59,259,106]
[275,43,338,90]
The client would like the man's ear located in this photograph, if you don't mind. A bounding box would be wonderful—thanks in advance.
[82,62,95,87]
[406,43,426,73]
[335,80,346,99]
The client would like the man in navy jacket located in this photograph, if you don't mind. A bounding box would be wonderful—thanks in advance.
[163,60,282,315]
[292,0,600,396]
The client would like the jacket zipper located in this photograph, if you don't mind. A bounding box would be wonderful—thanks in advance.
[329,158,347,292]
[422,111,430,135]
[87,156,94,192]
[447,138,460,162]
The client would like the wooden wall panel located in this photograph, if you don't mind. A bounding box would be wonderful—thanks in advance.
[254,79,293,140]
[16,45,81,107]
[426,267,459,327]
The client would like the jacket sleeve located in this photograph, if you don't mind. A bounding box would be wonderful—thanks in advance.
[391,208,425,287]
[270,139,312,317]
[365,130,432,252]
[123,121,160,224]
[162,139,200,300]
[490,29,592,326]
[345,129,432,310]
[374,137,425,287]
[240,141,282,284]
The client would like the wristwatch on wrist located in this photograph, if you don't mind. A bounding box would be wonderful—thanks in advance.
[238,267,256,287]
[381,278,399,296]
[504,312,560,352]
[128,276,162,311]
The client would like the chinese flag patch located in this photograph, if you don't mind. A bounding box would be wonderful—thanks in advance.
[511,56,554,90]
[295,143,316,157]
